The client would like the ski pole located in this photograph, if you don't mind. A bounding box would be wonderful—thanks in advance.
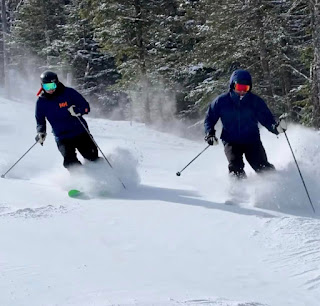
[176,144,210,176]
[283,131,315,213]
[75,116,126,189]
[1,141,38,178]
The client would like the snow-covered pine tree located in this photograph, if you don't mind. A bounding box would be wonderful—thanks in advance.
[309,0,320,126]
[185,0,311,121]
[81,0,206,124]
[8,0,67,98]
[3,0,318,128]
[61,0,122,117]
[81,0,155,123]
[10,0,66,68]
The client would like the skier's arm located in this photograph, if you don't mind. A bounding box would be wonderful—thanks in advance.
[204,98,221,135]
[69,88,90,115]
[255,97,278,134]
[35,99,46,134]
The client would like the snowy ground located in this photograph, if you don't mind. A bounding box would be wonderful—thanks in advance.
[0,96,320,306]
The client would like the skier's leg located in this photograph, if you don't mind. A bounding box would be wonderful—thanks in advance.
[244,141,275,173]
[224,142,246,178]
[56,138,82,169]
[75,133,99,162]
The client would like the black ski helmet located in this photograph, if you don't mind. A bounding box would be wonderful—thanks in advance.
[40,71,58,84]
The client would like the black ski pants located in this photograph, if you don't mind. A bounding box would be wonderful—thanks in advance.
[56,132,99,169]
[224,141,275,178]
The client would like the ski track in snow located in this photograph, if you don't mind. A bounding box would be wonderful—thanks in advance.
[257,216,320,291]
[97,299,267,306]
[170,298,267,306]
[0,204,71,218]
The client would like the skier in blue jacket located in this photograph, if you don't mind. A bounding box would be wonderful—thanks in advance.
[204,69,286,178]
[35,71,99,170]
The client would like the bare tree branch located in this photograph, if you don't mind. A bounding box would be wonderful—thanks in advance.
[282,64,312,82]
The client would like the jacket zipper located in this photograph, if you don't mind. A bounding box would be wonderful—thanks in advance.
[238,99,241,139]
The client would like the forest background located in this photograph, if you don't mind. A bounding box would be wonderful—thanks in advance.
[1,0,320,135]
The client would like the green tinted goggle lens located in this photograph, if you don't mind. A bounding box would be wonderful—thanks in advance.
[42,82,57,91]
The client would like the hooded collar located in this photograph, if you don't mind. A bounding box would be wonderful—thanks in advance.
[229,69,252,91]
[230,90,251,104]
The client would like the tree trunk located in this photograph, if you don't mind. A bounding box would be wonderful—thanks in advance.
[41,2,51,67]
[255,4,276,106]
[279,36,292,114]
[134,0,151,123]
[310,0,320,127]
[1,0,9,97]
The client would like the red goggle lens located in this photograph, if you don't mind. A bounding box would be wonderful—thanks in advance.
[235,83,250,92]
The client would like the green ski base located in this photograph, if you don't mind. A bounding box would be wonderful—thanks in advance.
[68,189,109,199]
[68,189,86,198]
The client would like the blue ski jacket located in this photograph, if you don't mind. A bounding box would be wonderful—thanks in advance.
[204,70,278,144]
[35,83,90,141]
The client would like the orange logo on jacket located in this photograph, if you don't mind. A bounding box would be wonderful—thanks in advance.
[59,101,68,108]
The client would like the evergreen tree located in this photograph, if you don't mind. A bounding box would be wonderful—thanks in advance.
[61,0,121,115]
[186,0,311,121]
[82,0,204,123]
[3,0,319,128]
[7,0,67,98]
[309,0,320,126]
[11,0,66,68]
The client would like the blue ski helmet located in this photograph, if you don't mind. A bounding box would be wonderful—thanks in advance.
[229,69,252,91]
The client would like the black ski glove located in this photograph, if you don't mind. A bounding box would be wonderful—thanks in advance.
[205,133,219,146]
[35,132,47,145]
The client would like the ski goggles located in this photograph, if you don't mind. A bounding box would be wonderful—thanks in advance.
[234,83,250,92]
[42,82,57,91]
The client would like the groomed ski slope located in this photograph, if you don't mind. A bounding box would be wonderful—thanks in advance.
[0,96,320,306]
